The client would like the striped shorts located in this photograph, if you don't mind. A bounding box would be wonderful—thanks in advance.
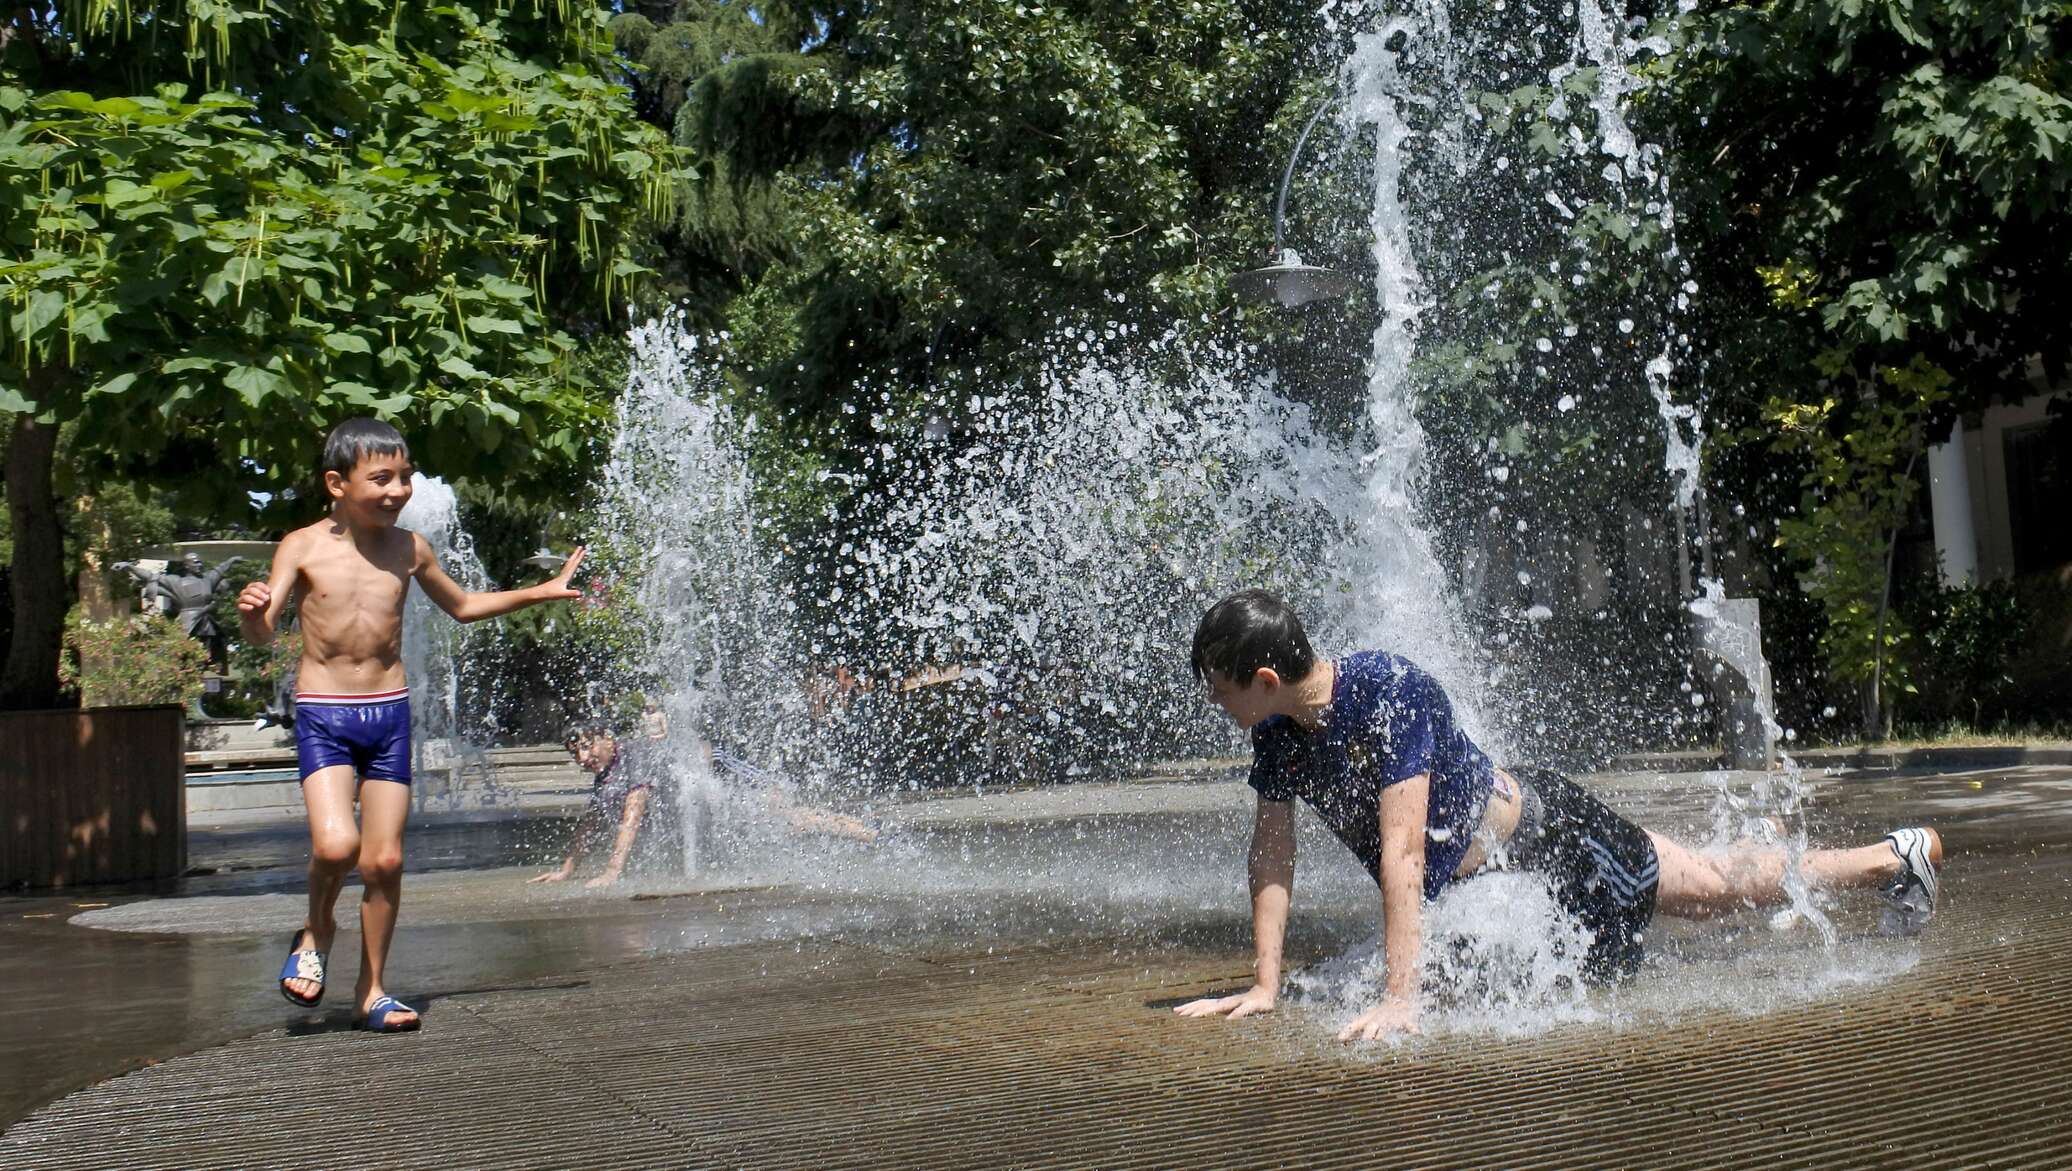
[1507,768,1660,980]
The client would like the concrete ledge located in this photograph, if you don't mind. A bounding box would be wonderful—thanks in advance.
[1613,744,2072,772]
[183,744,589,816]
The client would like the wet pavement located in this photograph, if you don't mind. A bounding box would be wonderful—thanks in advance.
[5,764,2072,1167]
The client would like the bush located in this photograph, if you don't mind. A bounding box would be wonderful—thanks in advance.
[1900,574,2072,730]
[60,610,208,709]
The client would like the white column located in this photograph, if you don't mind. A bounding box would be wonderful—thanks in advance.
[1927,423,1978,586]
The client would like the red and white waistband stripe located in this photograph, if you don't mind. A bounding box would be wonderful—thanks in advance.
[295,687,410,706]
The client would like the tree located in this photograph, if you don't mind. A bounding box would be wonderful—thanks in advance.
[1461,0,2072,735]
[1655,0,2071,733]
[633,0,1366,443]
[0,0,683,708]
[1767,357,1950,733]
[608,0,817,310]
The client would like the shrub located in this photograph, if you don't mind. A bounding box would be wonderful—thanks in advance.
[1900,574,2072,730]
[60,610,208,709]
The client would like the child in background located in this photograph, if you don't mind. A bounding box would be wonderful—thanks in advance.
[530,724,655,888]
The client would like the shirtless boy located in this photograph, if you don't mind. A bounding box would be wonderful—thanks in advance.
[1173,590,1945,1041]
[238,418,586,1032]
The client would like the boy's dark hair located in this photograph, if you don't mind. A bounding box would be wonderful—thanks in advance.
[563,721,615,750]
[322,417,410,478]
[1190,589,1316,685]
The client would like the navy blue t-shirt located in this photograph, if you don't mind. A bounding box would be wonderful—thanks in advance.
[1247,651,1495,900]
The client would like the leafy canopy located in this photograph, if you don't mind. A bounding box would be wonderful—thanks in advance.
[639,0,1358,440]
[0,0,685,509]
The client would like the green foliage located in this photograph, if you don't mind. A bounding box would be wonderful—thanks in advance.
[1654,0,2072,601]
[1471,0,2072,466]
[1900,572,2072,730]
[1765,357,1951,723]
[59,608,207,707]
[221,621,298,718]
[466,516,658,732]
[1462,0,2071,729]
[69,485,178,576]
[636,0,1357,456]
[1904,577,2028,708]
[1404,25,1700,555]
[1638,0,2071,405]
[0,0,686,511]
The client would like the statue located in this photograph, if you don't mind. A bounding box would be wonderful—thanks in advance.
[112,551,244,663]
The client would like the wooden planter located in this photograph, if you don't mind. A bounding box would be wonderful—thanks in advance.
[0,705,186,889]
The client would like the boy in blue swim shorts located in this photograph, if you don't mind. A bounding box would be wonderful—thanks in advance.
[1173,590,1948,1041]
[237,418,587,1032]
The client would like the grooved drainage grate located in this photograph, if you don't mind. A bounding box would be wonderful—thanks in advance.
[8,855,2072,1168]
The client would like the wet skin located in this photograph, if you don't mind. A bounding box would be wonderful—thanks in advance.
[237,451,589,1024]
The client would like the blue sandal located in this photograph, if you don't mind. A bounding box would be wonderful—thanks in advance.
[357,995,421,1033]
[278,929,326,1007]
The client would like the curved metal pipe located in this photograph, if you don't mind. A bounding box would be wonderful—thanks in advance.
[1271,97,1337,256]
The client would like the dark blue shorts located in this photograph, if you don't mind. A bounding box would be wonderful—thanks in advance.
[1506,768,1659,980]
[296,689,412,784]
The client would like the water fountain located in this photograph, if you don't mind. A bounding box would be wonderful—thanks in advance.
[397,473,505,811]
[553,0,1872,1034]
[16,10,2043,1166]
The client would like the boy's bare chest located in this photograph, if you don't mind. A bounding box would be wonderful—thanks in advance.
[300,539,413,617]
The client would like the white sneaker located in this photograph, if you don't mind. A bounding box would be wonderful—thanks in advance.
[1880,828,1939,936]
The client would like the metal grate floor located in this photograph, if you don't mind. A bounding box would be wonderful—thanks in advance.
[8,849,2072,1168]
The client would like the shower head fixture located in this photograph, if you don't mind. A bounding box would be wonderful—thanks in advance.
[1232,250,1360,309]
[1231,92,1355,310]
[522,547,569,573]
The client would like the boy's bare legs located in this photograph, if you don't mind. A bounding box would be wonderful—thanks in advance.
[587,788,652,888]
[285,765,362,1002]
[766,791,879,842]
[354,779,418,1026]
[1650,828,1943,918]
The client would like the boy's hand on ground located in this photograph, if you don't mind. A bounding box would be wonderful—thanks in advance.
[1337,998,1420,1042]
[236,582,271,614]
[1173,985,1277,1020]
[535,545,587,600]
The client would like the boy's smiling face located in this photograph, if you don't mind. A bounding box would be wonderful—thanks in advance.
[325,452,415,527]
[570,734,617,772]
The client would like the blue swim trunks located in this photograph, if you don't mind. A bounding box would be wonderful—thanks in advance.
[295,688,412,784]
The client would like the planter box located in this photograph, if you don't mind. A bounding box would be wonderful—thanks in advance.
[1,705,186,889]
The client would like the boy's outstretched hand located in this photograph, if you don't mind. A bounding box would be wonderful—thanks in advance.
[536,546,587,601]
[1173,985,1277,1020]
[1337,997,1421,1041]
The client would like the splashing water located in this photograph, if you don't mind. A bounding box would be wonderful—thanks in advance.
[1294,0,1838,1019]
[560,0,1883,1037]
[1336,5,1503,752]
[397,473,501,810]
[593,317,1395,808]
[588,321,772,871]
[1287,871,1598,1038]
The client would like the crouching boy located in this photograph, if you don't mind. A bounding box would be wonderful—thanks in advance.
[530,723,656,889]
[1174,590,1945,1040]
